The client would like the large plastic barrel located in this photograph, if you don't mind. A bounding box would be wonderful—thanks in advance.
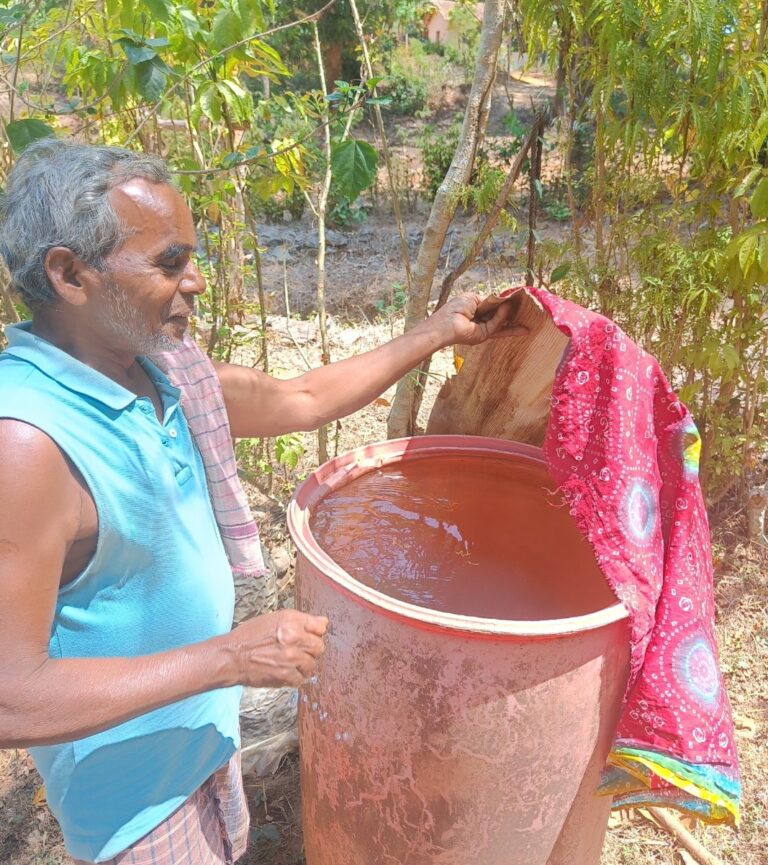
[287,436,630,865]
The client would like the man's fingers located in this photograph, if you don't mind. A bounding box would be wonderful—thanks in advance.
[488,323,529,339]
[297,653,319,675]
[483,303,528,338]
[302,634,326,658]
[303,614,329,636]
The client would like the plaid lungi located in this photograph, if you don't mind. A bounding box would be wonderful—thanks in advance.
[72,752,249,865]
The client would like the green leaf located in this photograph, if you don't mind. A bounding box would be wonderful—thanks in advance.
[231,0,264,29]
[722,345,740,372]
[550,263,571,284]
[221,151,245,169]
[116,38,156,65]
[134,58,167,102]
[0,5,25,26]
[275,434,304,470]
[178,8,201,39]
[724,221,768,259]
[220,78,248,100]
[198,81,222,123]
[117,28,145,43]
[247,40,289,77]
[759,236,768,273]
[5,119,55,154]
[739,235,758,276]
[750,177,768,219]
[734,165,762,198]
[217,80,252,124]
[211,9,243,52]
[140,0,172,22]
[331,140,378,202]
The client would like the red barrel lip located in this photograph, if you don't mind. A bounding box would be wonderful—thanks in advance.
[287,435,628,638]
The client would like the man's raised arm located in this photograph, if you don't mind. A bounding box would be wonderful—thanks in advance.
[216,292,523,439]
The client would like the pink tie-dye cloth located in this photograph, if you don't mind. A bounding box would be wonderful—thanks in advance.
[511,286,740,823]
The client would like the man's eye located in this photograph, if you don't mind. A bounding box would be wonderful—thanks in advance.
[160,260,183,271]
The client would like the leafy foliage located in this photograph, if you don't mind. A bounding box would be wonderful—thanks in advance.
[516,0,768,497]
[5,119,55,153]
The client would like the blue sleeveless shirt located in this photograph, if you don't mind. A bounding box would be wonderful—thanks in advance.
[0,324,241,862]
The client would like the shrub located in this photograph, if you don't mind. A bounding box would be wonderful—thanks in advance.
[381,41,448,116]
[419,120,461,199]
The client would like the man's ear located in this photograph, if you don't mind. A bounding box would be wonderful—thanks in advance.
[44,247,100,307]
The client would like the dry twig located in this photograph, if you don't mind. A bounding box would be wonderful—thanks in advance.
[643,808,725,865]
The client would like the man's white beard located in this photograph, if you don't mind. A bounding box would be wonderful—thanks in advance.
[98,276,181,355]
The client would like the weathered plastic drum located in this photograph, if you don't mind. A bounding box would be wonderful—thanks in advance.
[287,436,630,865]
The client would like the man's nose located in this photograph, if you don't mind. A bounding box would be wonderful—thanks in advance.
[180,259,206,295]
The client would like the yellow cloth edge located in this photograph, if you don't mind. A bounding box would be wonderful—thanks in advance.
[606,752,740,825]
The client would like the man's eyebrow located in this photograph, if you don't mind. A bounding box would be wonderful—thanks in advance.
[154,242,194,261]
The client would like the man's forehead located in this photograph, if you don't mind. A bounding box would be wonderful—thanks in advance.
[109,178,194,243]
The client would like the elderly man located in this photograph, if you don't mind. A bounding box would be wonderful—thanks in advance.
[0,139,515,865]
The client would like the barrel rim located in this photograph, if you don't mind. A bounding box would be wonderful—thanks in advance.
[287,435,629,637]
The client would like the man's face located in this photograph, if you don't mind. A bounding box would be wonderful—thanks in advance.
[93,179,205,354]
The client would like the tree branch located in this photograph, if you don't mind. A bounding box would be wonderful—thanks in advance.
[644,808,725,865]
[348,0,413,298]
[436,113,545,309]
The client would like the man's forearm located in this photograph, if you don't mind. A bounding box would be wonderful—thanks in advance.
[218,293,517,438]
[296,317,451,430]
[0,634,236,748]
[0,607,326,748]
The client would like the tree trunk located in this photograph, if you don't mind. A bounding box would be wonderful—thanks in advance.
[387,0,505,439]
[747,479,768,546]
[348,0,414,298]
[322,41,342,88]
[314,23,334,466]
[553,21,570,118]
[526,126,543,284]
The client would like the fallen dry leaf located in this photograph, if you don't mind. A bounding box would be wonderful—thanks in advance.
[607,808,638,829]
[32,785,46,807]
[733,712,758,738]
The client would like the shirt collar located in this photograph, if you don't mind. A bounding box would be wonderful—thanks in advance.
[3,322,181,412]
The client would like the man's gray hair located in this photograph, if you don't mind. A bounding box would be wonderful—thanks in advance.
[0,138,172,309]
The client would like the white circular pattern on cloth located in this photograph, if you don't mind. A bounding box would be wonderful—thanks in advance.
[674,633,720,706]
[625,479,657,543]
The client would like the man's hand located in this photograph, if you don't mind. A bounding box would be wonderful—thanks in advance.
[227,609,329,688]
[419,292,526,348]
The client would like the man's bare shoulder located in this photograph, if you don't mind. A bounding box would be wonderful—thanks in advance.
[0,416,63,455]
[0,419,80,511]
